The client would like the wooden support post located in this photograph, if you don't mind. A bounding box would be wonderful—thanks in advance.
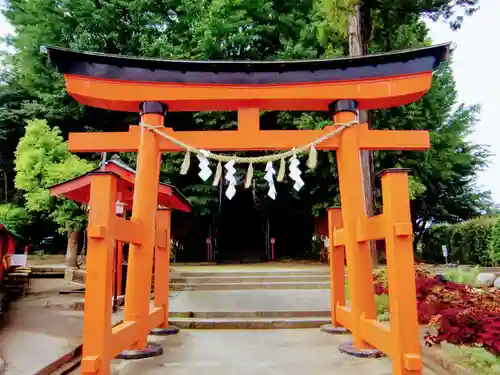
[116,241,123,296]
[81,173,117,375]
[335,109,377,349]
[123,102,164,349]
[327,207,346,326]
[380,169,422,375]
[154,209,171,327]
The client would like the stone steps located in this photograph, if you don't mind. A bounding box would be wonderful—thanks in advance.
[169,316,331,329]
[174,269,329,278]
[169,310,331,318]
[171,281,330,291]
[172,274,330,284]
[168,269,333,328]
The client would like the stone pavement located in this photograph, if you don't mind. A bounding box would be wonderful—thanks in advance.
[170,289,331,313]
[0,279,123,375]
[109,329,438,375]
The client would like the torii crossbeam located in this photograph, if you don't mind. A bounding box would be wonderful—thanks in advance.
[47,42,450,375]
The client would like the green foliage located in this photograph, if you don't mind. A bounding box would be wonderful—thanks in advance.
[374,64,493,249]
[449,218,496,266]
[0,203,31,236]
[375,294,390,321]
[443,265,480,287]
[441,343,500,375]
[421,217,497,265]
[408,175,427,200]
[488,216,500,266]
[0,0,491,255]
[14,119,95,233]
[420,223,452,262]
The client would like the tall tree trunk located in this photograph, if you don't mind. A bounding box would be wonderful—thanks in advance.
[3,171,7,202]
[348,4,378,266]
[65,229,80,269]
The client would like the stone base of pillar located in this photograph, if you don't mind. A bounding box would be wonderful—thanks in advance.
[116,342,163,360]
[338,341,385,358]
[320,324,349,334]
[150,325,180,336]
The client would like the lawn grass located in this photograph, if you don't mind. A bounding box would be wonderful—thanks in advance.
[441,342,500,375]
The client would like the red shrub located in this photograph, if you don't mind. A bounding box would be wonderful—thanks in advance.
[374,283,387,295]
[372,265,500,353]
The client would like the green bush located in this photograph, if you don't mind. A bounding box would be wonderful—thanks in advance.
[488,216,500,266]
[375,294,390,321]
[450,217,495,265]
[443,265,480,286]
[421,217,496,266]
[0,203,31,237]
[420,223,452,263]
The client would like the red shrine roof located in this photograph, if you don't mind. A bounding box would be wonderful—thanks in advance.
[49,157,191,212]
[0,224,22,239]
[46,43,451,113]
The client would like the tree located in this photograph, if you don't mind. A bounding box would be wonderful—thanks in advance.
[315,0,481,264]
[0,83,33,202]
[14,119,95,267]
[0,203,31,237]
[1,0,492,260]
[372,63,492,247]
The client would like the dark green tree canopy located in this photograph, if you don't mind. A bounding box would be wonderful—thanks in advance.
[0,0,491,256]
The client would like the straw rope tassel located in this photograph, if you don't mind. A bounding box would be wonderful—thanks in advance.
[212,161,223,186]
[277,157,286,182]
[245,163,254,188]
[180,151,191,175]
[307,145,318,170]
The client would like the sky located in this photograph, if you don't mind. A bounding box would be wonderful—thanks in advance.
[426,0,500,203]
[0,1,498,201]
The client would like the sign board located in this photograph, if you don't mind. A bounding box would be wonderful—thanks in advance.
[10,254,27,267]
[441,245,448,258]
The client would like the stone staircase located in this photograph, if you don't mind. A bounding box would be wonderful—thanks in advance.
[168,267,333,329]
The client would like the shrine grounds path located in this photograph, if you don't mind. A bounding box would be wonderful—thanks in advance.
[110,329,440,375]
[0,263,447,374]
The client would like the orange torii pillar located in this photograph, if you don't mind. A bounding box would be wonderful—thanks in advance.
[320,207,348,334]
[81,173,119,374]
[320,105,422,375]
[325,107,379,352]
[333,168,421,374]
[150,208,178,335]
[115,102,168,360]
[46,41,450,375]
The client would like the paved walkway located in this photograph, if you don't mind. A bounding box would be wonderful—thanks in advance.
[110,330,437,375]
[0,279,123,375]
[170,289,331,312]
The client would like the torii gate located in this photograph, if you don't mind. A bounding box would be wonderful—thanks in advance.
[47,43,450,375]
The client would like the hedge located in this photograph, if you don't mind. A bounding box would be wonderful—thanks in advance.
[420,216,498,266]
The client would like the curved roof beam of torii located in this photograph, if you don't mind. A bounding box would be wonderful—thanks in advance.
[45,43,450,113]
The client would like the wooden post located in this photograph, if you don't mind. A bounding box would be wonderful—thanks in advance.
[381,169,422,375]
[335,106,377,349]
[154,209,171,328]
[123,102,164,349]
[81,173,117,375]
[348,2,378,266]
[116,241,123,296]
[327,207,346,327]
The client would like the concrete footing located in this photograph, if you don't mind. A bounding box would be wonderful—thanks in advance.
[116,342,163,360]
[338,341,385,358]
[319,324,349,334]
[150,325,180,336]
